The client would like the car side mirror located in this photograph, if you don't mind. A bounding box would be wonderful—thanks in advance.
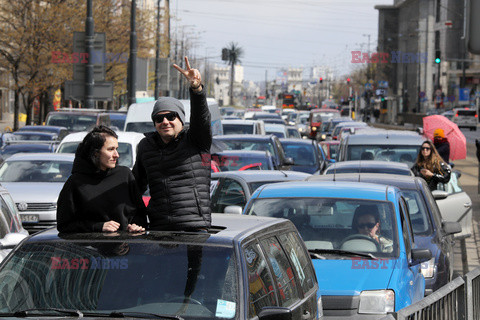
[442,221,462,235]
[0,232,28,250]
[410,248,432,266]
[432,190,448,200]
[224,205,243,215]
[328,159,336,164]
[284,157,295,166]
[258,307,292,320]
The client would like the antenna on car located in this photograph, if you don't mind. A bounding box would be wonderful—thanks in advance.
[333,163,336,182]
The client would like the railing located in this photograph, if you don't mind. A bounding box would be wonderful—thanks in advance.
[383,267,480,320]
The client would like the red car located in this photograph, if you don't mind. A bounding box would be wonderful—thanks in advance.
[319,140,340,161]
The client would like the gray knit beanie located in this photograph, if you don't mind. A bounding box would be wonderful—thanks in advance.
[151,97,186,125]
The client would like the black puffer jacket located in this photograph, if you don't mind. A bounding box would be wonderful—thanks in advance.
[56,156,147,233]
[133,88,212,231]
[411,162,451,191]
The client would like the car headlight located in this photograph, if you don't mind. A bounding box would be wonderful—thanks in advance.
[299,128,304,132]
[358,290,395,314]
[420,257,436,278]
[321,134,326,140]
[317,296,323,318]
[312,127,317,131]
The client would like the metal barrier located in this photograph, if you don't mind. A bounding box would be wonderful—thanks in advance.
[464,267,480,320]
[396,276,465,320]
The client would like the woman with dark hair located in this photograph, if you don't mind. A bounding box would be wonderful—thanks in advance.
[57,125,146,233]
[411,140,451,191]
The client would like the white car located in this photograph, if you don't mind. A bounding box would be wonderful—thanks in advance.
[264,123,288,138]
[0,153,75,234]
[56,131,144,169]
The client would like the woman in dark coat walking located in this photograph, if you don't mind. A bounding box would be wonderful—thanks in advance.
[57,126,146,233]
[411,140,451,191]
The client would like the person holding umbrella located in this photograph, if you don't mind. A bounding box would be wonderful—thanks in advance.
[411,140,451,191]
[433,128,450,163]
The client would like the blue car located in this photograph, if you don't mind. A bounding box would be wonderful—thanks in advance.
[245,181,431,318]
[279,138,327,174]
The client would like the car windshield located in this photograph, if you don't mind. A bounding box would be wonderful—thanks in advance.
[57,142,133,168]
[223,124,254,135]
[0,160,73,182]
[282,144,316,166]
[329,144,339,159]
[13,133,54,141]
[220,140,276,156]
[216,154,272,171]
[46,114,97,132]
[0,146,53,157]
[324,165,411,175]
[312,114,323,122]
[0,240,238,319]
[247,198,399,258]
[248,181,283,193]
[297,115,309,124]
[348,145,420,165]
[125,122,154,133]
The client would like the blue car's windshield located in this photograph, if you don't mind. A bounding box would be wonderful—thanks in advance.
[0,241,238,319]
[247,198,399,258]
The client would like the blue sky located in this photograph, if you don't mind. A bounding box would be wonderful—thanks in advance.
[173,0,393,82]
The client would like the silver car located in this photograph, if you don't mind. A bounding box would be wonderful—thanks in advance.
[0,153,75,234]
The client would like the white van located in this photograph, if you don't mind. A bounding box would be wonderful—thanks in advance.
[452,108,478,131]
[124,97,223,136]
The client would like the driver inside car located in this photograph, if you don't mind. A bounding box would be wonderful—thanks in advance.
[351,205,393,253]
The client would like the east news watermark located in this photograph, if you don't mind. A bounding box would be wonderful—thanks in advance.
[51,257,128,270]
[351,51,428,64]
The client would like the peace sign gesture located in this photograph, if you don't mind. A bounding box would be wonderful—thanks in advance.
[173,56,202,90]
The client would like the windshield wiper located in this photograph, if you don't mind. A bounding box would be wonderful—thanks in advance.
[12,308,83,317]
[309,248,377,260]
[108,311,185,319]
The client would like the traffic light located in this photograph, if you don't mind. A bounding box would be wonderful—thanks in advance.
[221,48,229,61]
[319,77,323,84]
[435,50,441,64]
[347,78,351,84]
[380,95,385,102]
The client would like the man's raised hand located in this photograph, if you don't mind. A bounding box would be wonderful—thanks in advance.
[173,56,202,90]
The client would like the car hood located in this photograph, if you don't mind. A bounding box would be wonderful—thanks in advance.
[313,259,396,296]
[1,182,64,202]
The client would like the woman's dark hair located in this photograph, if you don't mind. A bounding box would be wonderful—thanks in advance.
[76,125,118,168]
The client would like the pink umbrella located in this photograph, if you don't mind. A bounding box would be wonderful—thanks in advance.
[422,115,466,160]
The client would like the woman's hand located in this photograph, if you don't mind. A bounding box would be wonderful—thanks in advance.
[127,223,145,233]
[102,220,120,232]
[173,56,202,91]
[420,168,434,178]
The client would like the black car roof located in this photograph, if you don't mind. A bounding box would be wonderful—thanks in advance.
[279,138,316,145]
[214,134,276,141]
[23,214,293,247]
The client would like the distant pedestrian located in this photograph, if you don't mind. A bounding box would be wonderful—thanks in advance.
[411,140,451,191]
[132,57,212,231]
[57,126,146,233]
[433,128,450,163]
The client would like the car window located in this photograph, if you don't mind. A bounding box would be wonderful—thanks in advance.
[0,160,73,183]
[212,179,246,213]
[223,124,254,135]
[278,232,316,295]
[0,196,15,235]
[401,190,432,235]
[58,142,133,168]
[0,241,239,318]
[282,144,316,166]
[125,122,154,133]
[347,145,420,165]
[1,193,22,232]
[221,140,275,155]
[399,198,413,257]
[244,242,277,318]
[273,138,287,162]
[260,236,300,307]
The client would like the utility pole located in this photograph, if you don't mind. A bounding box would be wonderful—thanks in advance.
[127,0,137,106]
[265,70,268,100]
[154,0,161,100]
[85,0,94,108]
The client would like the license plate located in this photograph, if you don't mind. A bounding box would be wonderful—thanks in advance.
[20,214,39,223]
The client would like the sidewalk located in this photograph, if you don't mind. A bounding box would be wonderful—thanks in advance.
[0,113,24,132]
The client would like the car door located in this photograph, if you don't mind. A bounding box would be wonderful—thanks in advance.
[435,173,472,239]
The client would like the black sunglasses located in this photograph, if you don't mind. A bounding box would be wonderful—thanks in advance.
[421,147,431,151]
[357,222,376,229]
[154,112,178,123]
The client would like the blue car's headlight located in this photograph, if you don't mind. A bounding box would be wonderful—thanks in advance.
[358,290,395,314]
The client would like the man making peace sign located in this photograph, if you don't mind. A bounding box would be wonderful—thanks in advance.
[133,57,212,231]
